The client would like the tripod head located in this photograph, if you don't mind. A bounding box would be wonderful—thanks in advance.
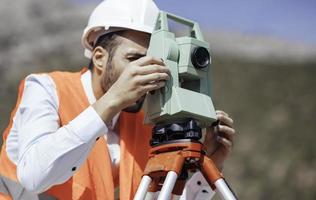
[150,119,202,146]
[143,11,217,128]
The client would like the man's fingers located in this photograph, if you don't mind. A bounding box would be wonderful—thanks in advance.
[137,73,170,84]
[134,64,170,76]
[216,110,229,117]
[132,56,165,66]
[217,125,235,141]
[216,136,233,151]
[141,81,166,93]
[217,114,234,127]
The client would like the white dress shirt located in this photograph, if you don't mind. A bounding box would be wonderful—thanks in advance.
[5,70,215,199]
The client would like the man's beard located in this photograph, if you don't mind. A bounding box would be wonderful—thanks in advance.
[101,61,144,113]
[101,60,117,93]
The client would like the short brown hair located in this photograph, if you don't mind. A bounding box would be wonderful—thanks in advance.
[88,31,124,69]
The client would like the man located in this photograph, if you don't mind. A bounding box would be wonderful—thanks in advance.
[0,0,235,199]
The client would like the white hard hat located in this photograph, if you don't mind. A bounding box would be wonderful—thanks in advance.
[82,0,159,58]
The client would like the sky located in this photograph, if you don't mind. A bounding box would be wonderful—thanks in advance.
[74,0,316,45]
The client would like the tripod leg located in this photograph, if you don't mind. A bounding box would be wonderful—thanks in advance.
[214,179,237,200]
[157,171,178,200]
[134,175,152,200]
[201,156,238,200]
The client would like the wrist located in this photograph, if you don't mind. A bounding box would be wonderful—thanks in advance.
[92,93,121,124]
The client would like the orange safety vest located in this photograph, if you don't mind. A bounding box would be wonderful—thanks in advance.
[0,68,152,199]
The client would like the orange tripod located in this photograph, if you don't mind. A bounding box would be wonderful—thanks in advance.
[134,120,238,200]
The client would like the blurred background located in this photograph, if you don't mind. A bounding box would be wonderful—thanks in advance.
[0,0,315,199]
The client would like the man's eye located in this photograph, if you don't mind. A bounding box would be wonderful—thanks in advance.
[127,57,140,62]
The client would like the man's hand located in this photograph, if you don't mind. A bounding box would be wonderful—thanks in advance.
[203,110,235,171]
[107,56,170,110]
[93,56,170,124]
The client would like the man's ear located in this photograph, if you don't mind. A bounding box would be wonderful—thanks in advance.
[92,46,109,75]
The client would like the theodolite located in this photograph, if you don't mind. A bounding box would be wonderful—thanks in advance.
[143,12,216,128]
[134,11,238,200]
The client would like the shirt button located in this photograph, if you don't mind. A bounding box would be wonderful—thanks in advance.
[72,167,77,171]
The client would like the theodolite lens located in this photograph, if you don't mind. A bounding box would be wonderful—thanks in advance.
[191,47,210,69]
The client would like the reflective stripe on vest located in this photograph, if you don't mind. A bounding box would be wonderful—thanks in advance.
[0,174,37,200]
[0,175,56,200]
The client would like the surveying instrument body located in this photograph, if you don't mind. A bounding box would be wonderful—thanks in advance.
[134,12,238,200]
